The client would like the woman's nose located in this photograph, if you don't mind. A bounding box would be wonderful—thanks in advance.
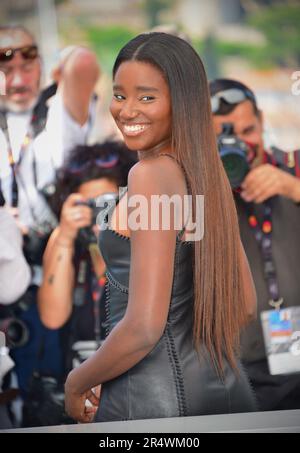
[119,100,139,120]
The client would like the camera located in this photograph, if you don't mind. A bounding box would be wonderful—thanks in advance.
[217,123,256,189]
[22,183,58,266]
[23,372,74,427]
[0,318,29,349]
[0,286,36,349]
[76,192,118,246]
[23,222,53,266]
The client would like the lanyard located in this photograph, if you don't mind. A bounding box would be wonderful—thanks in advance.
[0,83,58,209]
[242,151,283,310]
[0,110,34,208]
[245,200,283,310]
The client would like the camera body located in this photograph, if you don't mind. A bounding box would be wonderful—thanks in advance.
[217,123,256,189]
[23,183,58,266]
[23,222,53,266]
[75,193,118,246]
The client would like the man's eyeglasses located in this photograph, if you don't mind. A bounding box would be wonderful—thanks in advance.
[66,153,120,175]
[211,88,256,114]
[0,45,39,63]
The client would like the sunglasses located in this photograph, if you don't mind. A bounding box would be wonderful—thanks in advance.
[66,153,120,175]
[211,88,256,114]
[0,45,39,63]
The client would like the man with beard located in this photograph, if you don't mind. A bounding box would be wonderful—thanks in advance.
[0,25,100,237]
[210,78,300,412]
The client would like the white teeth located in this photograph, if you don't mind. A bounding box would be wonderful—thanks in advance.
[124,124,146,132]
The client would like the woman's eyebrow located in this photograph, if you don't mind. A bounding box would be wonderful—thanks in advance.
[136,86,159,92]
[113,84,159,92]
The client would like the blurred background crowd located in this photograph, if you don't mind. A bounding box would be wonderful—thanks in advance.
[0,0,300,429]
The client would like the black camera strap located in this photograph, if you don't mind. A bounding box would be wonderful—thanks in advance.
[243,151,286,309]
[73,248,106,343]
[0,180,5,207]
[245,200,283,309]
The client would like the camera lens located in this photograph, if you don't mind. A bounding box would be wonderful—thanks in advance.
[221,151,249,189]
[0,318,29,348]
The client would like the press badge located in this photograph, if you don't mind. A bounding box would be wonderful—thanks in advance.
[261,307,300,375]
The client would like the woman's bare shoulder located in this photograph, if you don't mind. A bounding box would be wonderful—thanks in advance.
[128,155,187,196]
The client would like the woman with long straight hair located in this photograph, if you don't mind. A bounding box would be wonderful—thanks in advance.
[64,32,257,423]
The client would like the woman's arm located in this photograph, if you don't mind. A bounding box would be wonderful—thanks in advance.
[64,156,187,422]
[38,227,75,329]
[38,193,92,329]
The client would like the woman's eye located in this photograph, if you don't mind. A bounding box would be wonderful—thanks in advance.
[113,94,124,101]
[141,96,154,101]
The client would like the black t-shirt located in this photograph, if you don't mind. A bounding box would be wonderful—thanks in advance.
[237,193,300,363]
[236,149,300,410]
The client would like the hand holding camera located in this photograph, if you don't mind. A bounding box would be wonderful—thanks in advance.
[240,164,297,204]
[59,193,93,245]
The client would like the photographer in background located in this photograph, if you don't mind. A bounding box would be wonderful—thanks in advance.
[0,25,100,271]
[0,25,100,423]
[210,78,300,411]
[0,185,30,428]
[38,141,136,380]
[0,189,31,306]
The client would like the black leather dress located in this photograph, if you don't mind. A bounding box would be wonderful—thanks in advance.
[95,192,257,422]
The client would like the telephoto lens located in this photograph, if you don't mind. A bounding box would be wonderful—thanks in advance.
[0,318,29,348]
[217,123,255,189]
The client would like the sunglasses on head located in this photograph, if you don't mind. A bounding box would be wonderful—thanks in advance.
[0,45,39,63]
[211,88,256,114]
[66,153,120,175]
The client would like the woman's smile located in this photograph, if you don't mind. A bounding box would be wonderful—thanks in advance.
[110,61,172,153]
[121,123,150,137]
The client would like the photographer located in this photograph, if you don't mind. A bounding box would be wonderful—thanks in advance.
[210,78,300,411]
[0,189,30,428]
[0,26,100,419]
[0,25,100,240]
[0,192,30,306]
[38,142,136,376]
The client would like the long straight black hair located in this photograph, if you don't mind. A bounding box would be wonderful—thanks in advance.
[113,33,248,373]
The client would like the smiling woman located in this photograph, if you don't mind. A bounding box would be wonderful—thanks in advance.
[111,62,171,150]
[64,32,257,424]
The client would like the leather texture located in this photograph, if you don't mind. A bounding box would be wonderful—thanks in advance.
[95,197,257,422]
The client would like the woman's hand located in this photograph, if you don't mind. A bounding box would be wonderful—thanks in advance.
[65,374,100,423]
